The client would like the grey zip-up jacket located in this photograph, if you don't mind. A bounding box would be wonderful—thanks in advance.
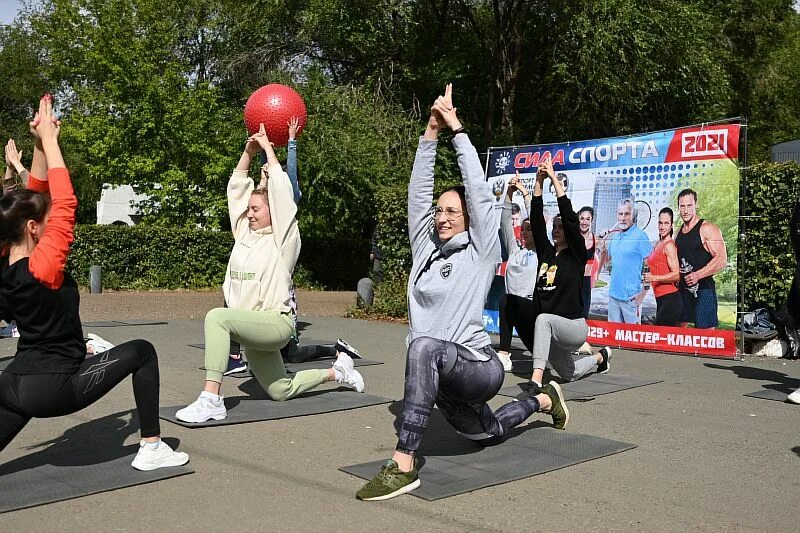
[406,134,504,353]
[501,198,538,299]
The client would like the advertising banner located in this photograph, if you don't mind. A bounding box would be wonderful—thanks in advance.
[484,123,741,357]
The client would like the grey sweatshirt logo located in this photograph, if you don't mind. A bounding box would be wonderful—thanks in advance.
[440,263,453,279]
[492,178,505,201]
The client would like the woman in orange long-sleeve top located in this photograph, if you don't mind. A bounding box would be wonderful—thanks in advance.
[0,96,189,471]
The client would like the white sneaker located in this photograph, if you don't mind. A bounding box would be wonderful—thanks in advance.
[788,388,800,404]
[86,333,115,355]
[175,392,227,423]
[11,321,19,338]
[131,440,190,471]
[333,353,365,393]
[497,352,513,372]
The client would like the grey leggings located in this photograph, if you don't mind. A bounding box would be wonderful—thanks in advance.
[397,337,541,455]
[532,314,596,381]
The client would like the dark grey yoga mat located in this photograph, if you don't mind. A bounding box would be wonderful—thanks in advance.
[497,373,662,401]
[744,382,800,402]
[341,427,636,500]
[83,320,169,327]
[160,390,393,428]
[0,411,192,513]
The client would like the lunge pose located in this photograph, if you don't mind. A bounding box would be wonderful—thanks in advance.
[0,96,188,470]
[176,124,364,423]
[356,85,568,501]
[496,172,538,371]
[644,208,683,326]
[526,159,611,390]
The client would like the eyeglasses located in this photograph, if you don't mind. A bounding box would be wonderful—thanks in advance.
[433,207,464,221]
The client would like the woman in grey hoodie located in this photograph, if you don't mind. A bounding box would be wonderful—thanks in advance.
[356,85,569,502]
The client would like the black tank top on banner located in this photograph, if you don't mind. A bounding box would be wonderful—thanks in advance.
[675,219,715,293]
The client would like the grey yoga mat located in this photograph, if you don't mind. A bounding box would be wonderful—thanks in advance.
[160,390,392,428]
[0,439,193,513]
[341,426,636,500]
[744,382,800,402]
[497,373,662,401]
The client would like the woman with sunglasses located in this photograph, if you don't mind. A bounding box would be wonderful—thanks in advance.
[355,85,568,501]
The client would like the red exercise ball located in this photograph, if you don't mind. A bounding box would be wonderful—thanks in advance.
[243,84,307,147]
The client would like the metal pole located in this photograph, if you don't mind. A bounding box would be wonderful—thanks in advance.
[89,265,102,294]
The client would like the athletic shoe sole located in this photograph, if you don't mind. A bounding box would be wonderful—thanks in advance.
[175,409,227,423]
[598,348,612,374]
[548,381,570,430]
[359,478,421,501]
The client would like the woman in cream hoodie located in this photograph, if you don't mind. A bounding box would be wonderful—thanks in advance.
[177,125,364,423]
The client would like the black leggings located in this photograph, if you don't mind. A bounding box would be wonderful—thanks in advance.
[0,339,161,452]
[655,291,684,326]
[397,336,540,454]
[498,294,537,353]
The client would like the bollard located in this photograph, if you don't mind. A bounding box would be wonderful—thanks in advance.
[89,265,102,294]
[356,277,374,307]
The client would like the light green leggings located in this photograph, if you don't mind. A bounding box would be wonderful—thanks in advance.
[204,307,328,401]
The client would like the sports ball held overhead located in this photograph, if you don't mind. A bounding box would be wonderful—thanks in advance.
[243,84,307,147]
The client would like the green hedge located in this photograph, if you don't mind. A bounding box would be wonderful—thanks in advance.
[68,225,233,289]
[741,161,800,311]
[67,225,369,290]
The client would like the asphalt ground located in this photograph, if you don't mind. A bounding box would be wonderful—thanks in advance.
[1,292,798,532]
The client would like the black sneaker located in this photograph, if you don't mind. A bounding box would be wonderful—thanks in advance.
[223,355,248,376]
[541,381,569,430]
[597,347,612,374]
[335,338,362,359]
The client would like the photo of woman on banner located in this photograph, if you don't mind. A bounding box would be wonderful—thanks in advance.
[597,197,651,324]
[644,207,684,326]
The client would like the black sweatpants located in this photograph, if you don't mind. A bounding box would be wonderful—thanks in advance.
[498,294,537,354]
[0,339,161,452]
[397,336,540,454]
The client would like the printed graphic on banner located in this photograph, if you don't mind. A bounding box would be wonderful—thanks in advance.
[484,123,741,357]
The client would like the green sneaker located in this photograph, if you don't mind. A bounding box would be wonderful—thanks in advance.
[356,459,420,501]
[541,381,570,430]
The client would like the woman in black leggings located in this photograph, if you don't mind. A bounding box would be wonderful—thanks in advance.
[355,85,568,501]
[0,95,188,471]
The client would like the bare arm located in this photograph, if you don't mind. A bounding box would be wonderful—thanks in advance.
[686,222,727,283]
[651,241,680,284]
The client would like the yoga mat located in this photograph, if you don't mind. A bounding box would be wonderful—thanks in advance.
[744,382,800,402]
[0,446,193,513]
[497,374,662,401]
[160,391,392,428]
[341,427,635,501]
[83,320,168,327]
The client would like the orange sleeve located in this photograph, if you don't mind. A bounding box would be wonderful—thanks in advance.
[27,174,49,193]
[28,168,76,289]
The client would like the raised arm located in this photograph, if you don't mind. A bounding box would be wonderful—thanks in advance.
[227,135,261,237]
[28,96,76,290]
[500,172,523,254]
[432,84,499,259]
[531,167,554,257]
[29,107,48,186]
[408,112,439,259]
[286,117,302,203]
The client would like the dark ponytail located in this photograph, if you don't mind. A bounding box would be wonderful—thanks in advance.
[0,190,50,247]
